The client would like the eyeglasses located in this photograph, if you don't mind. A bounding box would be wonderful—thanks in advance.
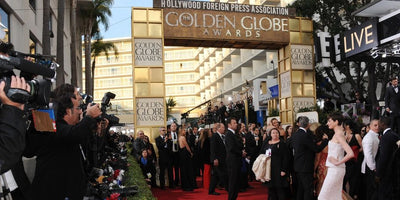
[73,107,82,111]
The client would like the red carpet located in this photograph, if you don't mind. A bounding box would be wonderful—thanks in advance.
[152,177,268,200]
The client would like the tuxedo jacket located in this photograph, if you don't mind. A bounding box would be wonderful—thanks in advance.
[385,85,400,115]
[245,132,257,160]
[155,135,172,165]
[210,132,226,167]
[292,128,328,173]
[225,130,244,166]
[376,129,400,179]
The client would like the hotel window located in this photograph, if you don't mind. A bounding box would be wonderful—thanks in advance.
[0,6,10,42]
[29,34,38,55]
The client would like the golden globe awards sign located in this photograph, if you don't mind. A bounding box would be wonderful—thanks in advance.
[136,98,165,126]
[280,71,291,98]
[154,0,292,45]
[134,39,163,66]
[291,45,313,70]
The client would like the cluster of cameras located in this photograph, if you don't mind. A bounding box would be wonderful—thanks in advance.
[0,41,119,125]
[86,134,138,198]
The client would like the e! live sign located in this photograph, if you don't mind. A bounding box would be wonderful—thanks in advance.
[342,19,378,58]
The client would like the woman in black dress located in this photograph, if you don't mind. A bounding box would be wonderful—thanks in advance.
[178,127,195,191]
[260,128,290,200]
[343,119,363,199]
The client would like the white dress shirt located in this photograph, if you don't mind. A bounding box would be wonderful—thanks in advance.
[361,130,380,173]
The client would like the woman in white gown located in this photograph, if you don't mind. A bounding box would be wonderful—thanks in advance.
[318,113,354,200]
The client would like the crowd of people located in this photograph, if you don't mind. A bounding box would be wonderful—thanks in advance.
[133,113,399,200]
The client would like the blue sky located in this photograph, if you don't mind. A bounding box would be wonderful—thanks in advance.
[100,0,153,39]
[101,0,210,39]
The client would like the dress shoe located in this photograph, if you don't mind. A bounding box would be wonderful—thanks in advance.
[208,192,220,195]
[183,188,194,191]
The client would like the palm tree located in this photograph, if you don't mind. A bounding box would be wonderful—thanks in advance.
[166,97,177,118]
[91,35,118,97]
[81,0,113,96]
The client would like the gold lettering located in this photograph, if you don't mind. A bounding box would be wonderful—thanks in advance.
[354,28,364,48]
[344,36,352,53]
[365,25,374,44]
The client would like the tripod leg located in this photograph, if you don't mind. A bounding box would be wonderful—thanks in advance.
[1,174,12,200]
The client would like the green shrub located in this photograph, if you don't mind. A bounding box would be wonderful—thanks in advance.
[125,154,157,200]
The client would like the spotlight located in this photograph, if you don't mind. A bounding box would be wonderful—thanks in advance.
[382,50,387,58]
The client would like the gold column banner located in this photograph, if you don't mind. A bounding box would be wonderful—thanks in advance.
[278,17,316,125]
[132,8,166,143]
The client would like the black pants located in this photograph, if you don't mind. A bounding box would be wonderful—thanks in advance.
[171,152,180,186]
[268,186,286,200]
[365,167,378,200]
[227,160,241,200]
[390,114,400,133]
[378,178,394,200]
[296,172,313,200]
[159,162,173,188]
[209,165,228,193]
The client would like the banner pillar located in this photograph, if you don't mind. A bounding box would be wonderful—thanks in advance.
[132,8,166,142]
[278,17,316,126]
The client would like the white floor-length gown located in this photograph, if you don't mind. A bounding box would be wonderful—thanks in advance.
[318,141,345,200]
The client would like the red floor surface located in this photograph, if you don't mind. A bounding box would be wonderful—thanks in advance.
[152,177,268,200]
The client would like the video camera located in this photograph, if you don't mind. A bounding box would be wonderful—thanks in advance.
[0,42,56,108]
[81,92,120,126]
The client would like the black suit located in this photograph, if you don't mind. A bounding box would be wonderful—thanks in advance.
[28,117,97,200]
[385,85,400,131]
[11,160,32,200]
[225,129,244,200]
[209,132,227,193]
[292,128,328,200]
[169,131,180,186]
[155,135,173,188]
[376,129,400,200]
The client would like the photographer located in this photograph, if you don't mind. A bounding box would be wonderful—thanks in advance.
[27,84,102,200]
[0,75,30,173]
[0,76,31,200]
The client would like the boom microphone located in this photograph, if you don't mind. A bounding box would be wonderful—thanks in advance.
[0,54,56,79]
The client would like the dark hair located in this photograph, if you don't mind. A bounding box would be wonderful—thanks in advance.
[227,117,237,125]
[314,125,333,142]
[390,77,398,81]
[268,128,280,140]
[53,93,74,120]
[52,84,76,99]
[328,112,344,126]
[343,118,358,133]
[379,116,392,128]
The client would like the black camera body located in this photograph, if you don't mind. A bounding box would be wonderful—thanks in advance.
[0,42,56,108]
[81,92,120,126]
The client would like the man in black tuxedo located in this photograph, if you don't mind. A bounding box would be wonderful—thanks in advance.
[28,84,102,200]
[376,117,400,200]
[155,127,172,189]
[209,123,227,195]
[385,77,400,132]
[225,118,245,200]
[169,122,180,187]
[292,116,328,200]
[245,126,258,182]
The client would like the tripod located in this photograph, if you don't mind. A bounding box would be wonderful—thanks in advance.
[0,173,13,200]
